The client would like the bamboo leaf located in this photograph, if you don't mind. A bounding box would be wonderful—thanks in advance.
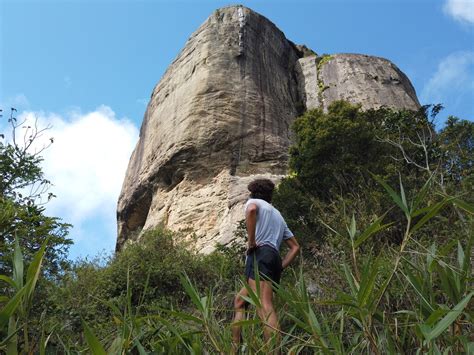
[410,198,455,234]
[358,258,379,308]
[154,316,194,353]
[134,339,147,355]
[372,174,409,215]
[424,291,473,342]
[0,276,16,289]
[82,320,107,355]
[453,198,474,215]
[457,241,465,270]
[242,278,262,308]
[354,216,393,249]
[399,174,408,212]
[165,310,204,324]
[25,239,48,302]
[401,269,434,314]
[411,205,433,218]
[179,274,204,313]
[412,174,434,212]
[12,239,23,290]
[231,319,260,327]
[0,285,27,328]
[348,215,356,240]
[425,309,448,326]
[39,328,54,355]
[0,325,21,348]
[342,263,358,296]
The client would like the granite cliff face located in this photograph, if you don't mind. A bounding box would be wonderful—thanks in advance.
[116,5,420,252]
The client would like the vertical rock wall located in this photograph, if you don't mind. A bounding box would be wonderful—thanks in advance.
[116,5,421,253]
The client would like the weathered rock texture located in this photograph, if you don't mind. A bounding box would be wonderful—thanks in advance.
[297,54,420,111]
[116,5,420,253]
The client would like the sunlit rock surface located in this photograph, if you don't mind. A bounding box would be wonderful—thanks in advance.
[116,5,420,253]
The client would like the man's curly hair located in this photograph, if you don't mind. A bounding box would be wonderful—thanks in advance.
[247,179,275,203]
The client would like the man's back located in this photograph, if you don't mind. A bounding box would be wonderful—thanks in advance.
[245,198,293,251]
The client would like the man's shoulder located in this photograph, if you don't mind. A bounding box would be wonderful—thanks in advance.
[245,198,271,211]
[246,198,265,206]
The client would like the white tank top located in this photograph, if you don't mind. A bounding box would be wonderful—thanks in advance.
[244,198,294,251]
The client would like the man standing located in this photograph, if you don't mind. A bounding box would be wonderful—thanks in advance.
[232,178,300,351]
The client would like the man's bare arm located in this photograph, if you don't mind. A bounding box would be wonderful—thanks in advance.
[246,203,258,251]
[282,237,300,269]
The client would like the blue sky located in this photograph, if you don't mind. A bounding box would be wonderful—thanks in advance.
[1,0,473,260]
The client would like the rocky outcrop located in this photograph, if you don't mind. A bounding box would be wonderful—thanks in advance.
[297,54,420,111]
[116,5,421,252]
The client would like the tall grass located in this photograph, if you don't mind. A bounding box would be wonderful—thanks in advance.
[1,176,472,353]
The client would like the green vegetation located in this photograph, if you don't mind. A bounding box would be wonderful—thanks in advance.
[316,54,333,105]
[0,108,72,278]
[1,103,472,353]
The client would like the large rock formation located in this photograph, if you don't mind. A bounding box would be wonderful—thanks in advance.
[116,5,420,253]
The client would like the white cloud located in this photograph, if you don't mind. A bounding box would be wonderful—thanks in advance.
[443,0,474,24]
[16,106,139,251]
[421,51,474,104]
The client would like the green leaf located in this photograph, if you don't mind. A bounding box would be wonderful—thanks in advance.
[12,239,23,290]
[39,328,54,355]
[411,205,433,218]
[0,325,21,348]
[425,309,448,326]
[453,198,474,215]
[372,174,409,216]
[357,258,379,308]
[134,339,147,355]
[412,174,434,212]
[401,269,434,314]
[342,263,358,296]
[437,266,460,304]
[348,215,356,241]
[0,276,16,289]
[424,291,473,342]
[165,310,204,324]
[410,197,455,234]
[179,274,204,313]
[457,241,465,270]
[82,320,107,355]
[354,215,392,248]
[231,319,260,327]
[154,316,194,353]
[0,285,27,329]
[399,174,408,213]
[25,239,48,302]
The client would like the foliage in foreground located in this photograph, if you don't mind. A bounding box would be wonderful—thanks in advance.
[1,102,473,353]
[1,177,472,354]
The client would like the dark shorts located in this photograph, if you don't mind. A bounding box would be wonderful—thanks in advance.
[245,245,282,284]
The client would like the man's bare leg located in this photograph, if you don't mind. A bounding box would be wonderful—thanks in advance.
[231,286,249,352]
[248,279,280,353]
